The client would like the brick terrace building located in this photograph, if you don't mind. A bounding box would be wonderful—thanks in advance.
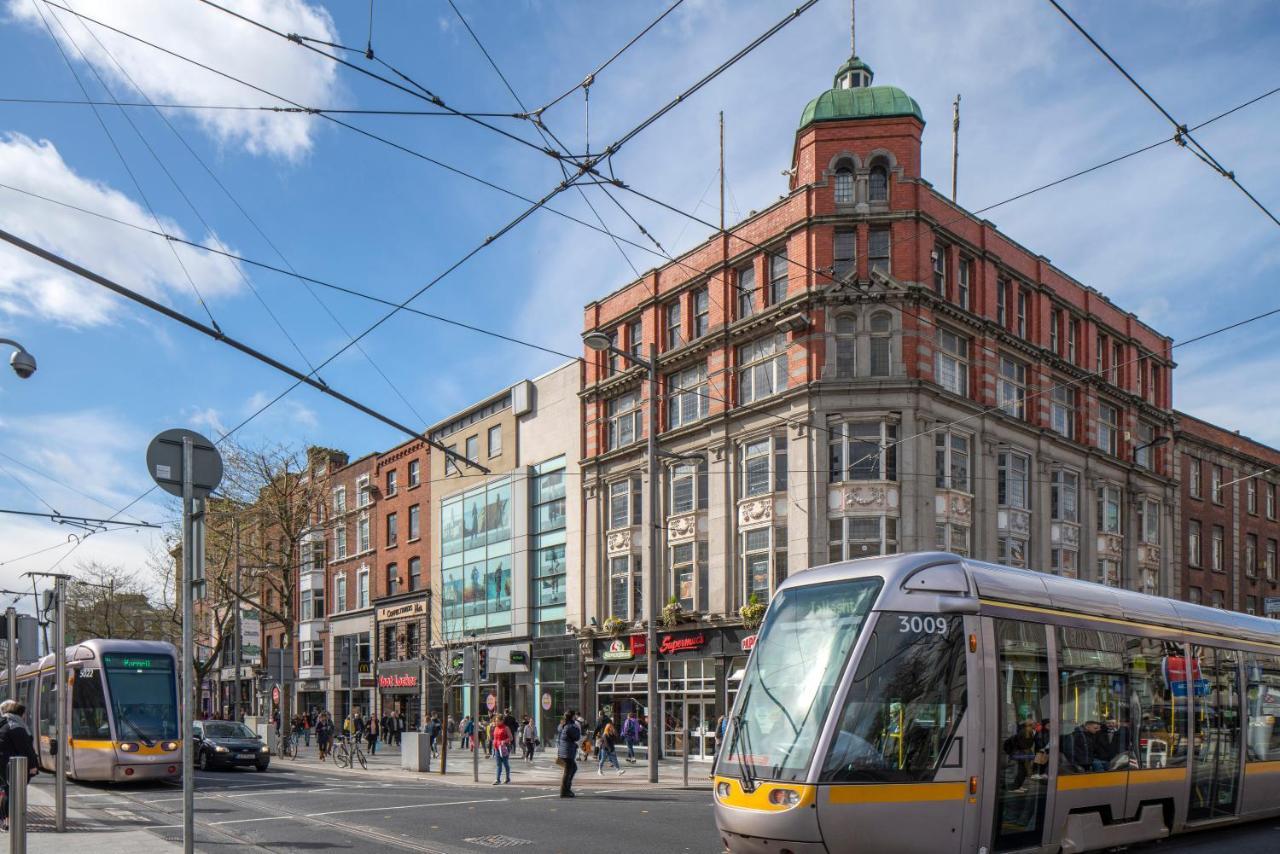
[1175,412,1280,616]
[372,438,431,726]
[579,48,1176,758]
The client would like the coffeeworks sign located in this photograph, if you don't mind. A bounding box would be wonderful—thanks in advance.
[377,600,427,622]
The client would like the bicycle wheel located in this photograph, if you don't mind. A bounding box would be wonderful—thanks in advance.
[334,748,350,769]
[355,749,367,770]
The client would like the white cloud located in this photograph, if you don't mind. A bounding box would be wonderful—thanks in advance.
[0,133,245,326]
[243,390,318,433]
[7,0,340,159]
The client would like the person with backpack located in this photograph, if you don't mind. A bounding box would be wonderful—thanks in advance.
[461,714,473,750]
[316,711,335,762]
[556,710,581,798]
[520,716,537,763]
[0,700,38,832]
[491,716,513,785]
[428,714,443,757]
[596,718,625,776]
[621,711,642,764]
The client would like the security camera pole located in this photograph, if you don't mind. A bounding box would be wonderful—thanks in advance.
[147,429,223,854]
[0,338,37,379]
[583,332,661,783]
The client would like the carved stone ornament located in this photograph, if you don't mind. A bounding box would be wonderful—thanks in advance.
[936,490,972,523]
[1060,523,1080,548]
[1098,533,1124,558]
[1006,508,1031,536]
[606,529,633,555]
[667,513,697,543]
[844,485,887,511]
[737,497,774,529]
[1138,542,1161,569]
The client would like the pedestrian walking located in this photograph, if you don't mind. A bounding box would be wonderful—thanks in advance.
[316,712,335,762]
[462,714,475,750]
[302,712,312,747]
[556,710,581,798]
[367,714,380,755]
[520,716,537,763]
[622,711,641,764]
[596,719,625,776]
[484,716,495,758]
[502,708,518,740]
[428,713,442,757]
[393,711,404,747]
[0,700,39,832]
[491,717,513,785]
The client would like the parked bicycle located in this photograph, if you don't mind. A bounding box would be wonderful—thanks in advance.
[279,728,303,760]
[333,734,367,770]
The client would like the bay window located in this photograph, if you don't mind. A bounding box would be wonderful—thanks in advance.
[608,475,643,529]
[1051,468,1079,523]
[609,555,642,622]
[998,450,1030,510]
[1050,548,1078,578]
[670,541,708,612]
[737,334,788,404]
[741,436,787,497]
[669,458,709,514]
[934,430,971,492]
[1137,497,1160,544]
[934,522,970,557]
[830,421,897,482]
[829,516,897,561]
[1097,484,1122,535]
[742,526,787,604]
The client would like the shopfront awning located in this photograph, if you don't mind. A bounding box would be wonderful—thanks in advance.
[728,669,745,683]
[597,664,649,695]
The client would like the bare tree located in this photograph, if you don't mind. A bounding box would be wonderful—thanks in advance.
[424,607,469,774]
[66,561,164,642]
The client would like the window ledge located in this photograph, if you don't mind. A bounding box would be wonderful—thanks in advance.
[407,537,421,545]
[407,482,421,491]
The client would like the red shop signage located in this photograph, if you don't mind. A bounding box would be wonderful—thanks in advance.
[658,632,706,655]
[378,674,418,689]
[741,634,758,653]
[629,634,647,657]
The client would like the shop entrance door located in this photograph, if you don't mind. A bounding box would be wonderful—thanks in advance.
[662,698,715,760]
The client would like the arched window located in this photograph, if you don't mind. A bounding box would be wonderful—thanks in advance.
[869,164,888,203]
[834,166,854,205]
[870,311,892,377]
[835,315,856,378]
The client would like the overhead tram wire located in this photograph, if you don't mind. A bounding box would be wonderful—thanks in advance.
[191,0,557,159]
[62,6,432,428]
[444,0,642,277]
[1046,0,1280,230]
[0,449,152,524]
[0,225,489,480]
[0,459,61,516]
[0,97,525,117]
[51,1,325,378]
[29,0,222,332]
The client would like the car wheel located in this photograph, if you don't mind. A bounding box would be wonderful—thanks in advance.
[255,761,270,772]
[197,750,208,772]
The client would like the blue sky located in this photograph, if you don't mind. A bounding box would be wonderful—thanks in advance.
[0,0,1278,595]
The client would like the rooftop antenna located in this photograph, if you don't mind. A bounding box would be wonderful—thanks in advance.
[951,93,961,203]
[850,0,856,55]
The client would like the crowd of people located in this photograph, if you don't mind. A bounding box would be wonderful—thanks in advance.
[1002,716,1133,793]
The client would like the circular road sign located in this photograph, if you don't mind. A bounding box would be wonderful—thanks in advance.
[486,693,497,712]
[146,428,223,498]
[541,692,552,712]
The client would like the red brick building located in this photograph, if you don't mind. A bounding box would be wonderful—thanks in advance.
[1175,413,1280,616]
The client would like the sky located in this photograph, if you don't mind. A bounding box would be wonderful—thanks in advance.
[0,0,1278,604]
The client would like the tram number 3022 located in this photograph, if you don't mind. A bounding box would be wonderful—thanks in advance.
[897,615,950,635]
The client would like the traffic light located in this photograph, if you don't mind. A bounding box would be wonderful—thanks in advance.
[478,648,489,681]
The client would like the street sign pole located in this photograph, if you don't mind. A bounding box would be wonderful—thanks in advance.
[5,607,15,705]
[181,435,195,854]
[472,644,479,784]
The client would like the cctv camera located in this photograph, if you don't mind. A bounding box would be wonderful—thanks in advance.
[9,349,36,379]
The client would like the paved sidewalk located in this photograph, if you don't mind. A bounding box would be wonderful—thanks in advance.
[283,738,714,789]
[21,779,179,852]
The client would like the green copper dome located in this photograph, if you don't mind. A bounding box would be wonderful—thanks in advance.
[799,85,924,129]
[799,54,923,129]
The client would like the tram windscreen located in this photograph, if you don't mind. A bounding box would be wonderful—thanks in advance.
[720,577,881,782]
[102,653,178,742]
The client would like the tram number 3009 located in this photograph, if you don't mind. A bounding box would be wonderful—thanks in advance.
[897,615,949,635]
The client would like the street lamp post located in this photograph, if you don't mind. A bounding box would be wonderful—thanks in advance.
[584,332,661,783]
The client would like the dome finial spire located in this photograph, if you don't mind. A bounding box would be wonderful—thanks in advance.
[850,0,856,55]
[835,0,872,90]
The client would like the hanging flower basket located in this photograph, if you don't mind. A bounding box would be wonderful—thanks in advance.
[740,595,767,630]
[602,615,627,637]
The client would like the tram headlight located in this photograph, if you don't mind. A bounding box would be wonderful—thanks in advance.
[161,741,179,752]
[119,742,140,753]
[767,788,801,807]
[715,781,732,800]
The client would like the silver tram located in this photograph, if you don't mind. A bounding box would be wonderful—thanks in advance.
[0,638,181,782]
[712,553,1280,853]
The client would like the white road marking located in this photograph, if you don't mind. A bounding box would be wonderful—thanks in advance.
[305,797,507,817]
[208,815,293,826]
[519,794,560,800]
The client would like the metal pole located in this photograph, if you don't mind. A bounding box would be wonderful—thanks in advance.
[646,343,660,784]
[951,93,961,203]
[718,111,725,232]
[181,436,195,854]
[471,645,479,784]
[9,756,26,853]
[234,524,242,722]
[54,575,65,832]
[6,607,15,703]
[682,726,689,788]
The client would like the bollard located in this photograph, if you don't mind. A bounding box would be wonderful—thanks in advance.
[10,755,27,854]
[682,727,689,788]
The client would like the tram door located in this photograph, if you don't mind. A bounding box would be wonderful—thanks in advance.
[988,619,1051,852]
[1188,646,1242,821]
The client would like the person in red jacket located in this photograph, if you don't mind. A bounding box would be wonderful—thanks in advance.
[491,715,513,785]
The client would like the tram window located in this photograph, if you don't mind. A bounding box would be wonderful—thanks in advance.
[1057,627,1130,774]
[1245,653,1280,761]
[72,670,110,740]
[1128,636,1187,768]
[820,613,966,782]
[992,620,1051,852]
[38,673,56,742]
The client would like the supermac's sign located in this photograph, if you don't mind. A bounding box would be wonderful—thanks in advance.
[741,634,758,653]
[658,632,706,655]
[377,600,427,621]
